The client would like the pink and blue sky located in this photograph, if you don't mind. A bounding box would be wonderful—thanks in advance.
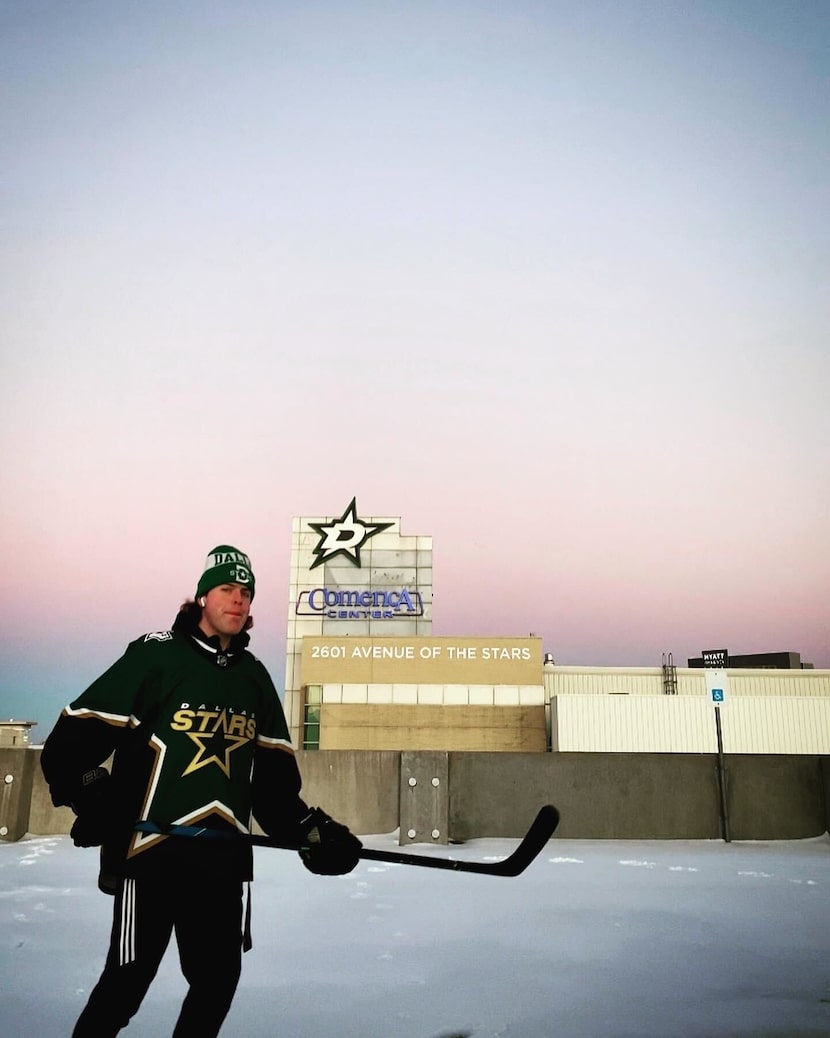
[2,1,828,731]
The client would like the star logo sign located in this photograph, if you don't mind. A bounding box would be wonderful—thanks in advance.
[308,498,393,570]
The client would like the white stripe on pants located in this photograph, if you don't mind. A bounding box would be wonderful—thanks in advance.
[118,878,136,966]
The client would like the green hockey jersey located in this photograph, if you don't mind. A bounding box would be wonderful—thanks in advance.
[41,611,307,884]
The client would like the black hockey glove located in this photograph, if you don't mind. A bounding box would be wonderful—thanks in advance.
[69,768,115,848]
[298,808,362,876]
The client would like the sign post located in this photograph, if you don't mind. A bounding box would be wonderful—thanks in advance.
[703,658,731,843]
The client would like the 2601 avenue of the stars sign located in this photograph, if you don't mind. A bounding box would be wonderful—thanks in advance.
[301,636,542,686]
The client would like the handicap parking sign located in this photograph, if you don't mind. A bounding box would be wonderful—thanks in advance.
[704,669,729,705]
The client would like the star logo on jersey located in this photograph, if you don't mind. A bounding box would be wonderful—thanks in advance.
[182,728,248,778]
[308,498,393,570]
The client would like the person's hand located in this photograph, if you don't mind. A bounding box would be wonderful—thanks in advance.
[69,768,114,847]
[298,808,362,875]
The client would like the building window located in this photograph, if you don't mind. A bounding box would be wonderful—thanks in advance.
[303,685,322,750]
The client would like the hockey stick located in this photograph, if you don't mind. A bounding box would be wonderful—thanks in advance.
[358,804,559,876]
[135,804,559,878]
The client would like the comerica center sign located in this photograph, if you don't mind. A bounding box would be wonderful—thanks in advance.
[296,586,425,620]
[294,497,428,624]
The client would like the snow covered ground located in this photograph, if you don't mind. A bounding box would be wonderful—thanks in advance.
[2,831,829,1037]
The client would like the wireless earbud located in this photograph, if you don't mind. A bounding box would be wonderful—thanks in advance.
[200,598,206,607]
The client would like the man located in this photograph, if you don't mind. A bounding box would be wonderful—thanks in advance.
[41,545,361,1037]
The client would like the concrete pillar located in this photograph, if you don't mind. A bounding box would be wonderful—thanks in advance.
[399,750,448,845]
[0,748,36,842]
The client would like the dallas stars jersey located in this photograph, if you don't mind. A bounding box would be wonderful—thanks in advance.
[41,616,307,884]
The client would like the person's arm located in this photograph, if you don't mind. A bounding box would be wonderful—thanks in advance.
[41,640,147,844]
[251,673,361,874]
[250,740,309,837]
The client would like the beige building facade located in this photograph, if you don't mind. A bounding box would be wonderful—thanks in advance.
[284,500,830,755]
[301,634,546,751]
[0,721,38,748]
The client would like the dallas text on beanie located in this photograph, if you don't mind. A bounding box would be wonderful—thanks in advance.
[195,546,255,600]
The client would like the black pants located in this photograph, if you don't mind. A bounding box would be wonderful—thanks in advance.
[72,874,244,1037]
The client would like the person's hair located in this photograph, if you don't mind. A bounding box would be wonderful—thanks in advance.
[178,598,253,631]
[178,599,200,619]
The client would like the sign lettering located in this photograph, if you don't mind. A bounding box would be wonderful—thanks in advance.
[297,587,424,620]
[702,649,729,668]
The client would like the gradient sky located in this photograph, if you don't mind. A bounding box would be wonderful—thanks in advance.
[2,0,828,732]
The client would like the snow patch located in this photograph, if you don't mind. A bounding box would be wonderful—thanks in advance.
[2,834,828,1037]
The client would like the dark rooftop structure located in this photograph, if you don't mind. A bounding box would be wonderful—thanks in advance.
[687,651,813,670]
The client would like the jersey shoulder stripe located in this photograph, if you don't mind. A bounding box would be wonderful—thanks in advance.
[256,734,294,752]
[63,704,133,727]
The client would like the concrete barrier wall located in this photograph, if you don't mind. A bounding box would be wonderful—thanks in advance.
[821,757,830,830]
[293,749,400,836]
[447,752,829,841]
[27,748,75,835]
[11,748,830,843]
[448,752,723,840]
[723,754,828,840]
[0,747,36,841]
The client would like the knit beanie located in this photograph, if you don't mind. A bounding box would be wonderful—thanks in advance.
[196,545,255,600]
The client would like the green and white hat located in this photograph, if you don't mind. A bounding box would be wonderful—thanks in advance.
[196,545,255,600]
